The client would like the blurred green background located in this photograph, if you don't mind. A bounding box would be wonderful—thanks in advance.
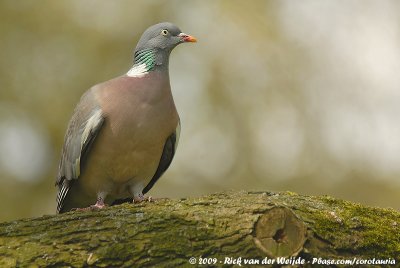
[1,0,399,222]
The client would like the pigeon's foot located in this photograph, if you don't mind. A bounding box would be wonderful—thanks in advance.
[133,193,153,203]
[71,200,107,212]
[90,200,107,210]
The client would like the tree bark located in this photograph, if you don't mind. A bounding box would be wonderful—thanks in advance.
[0,191,399,267]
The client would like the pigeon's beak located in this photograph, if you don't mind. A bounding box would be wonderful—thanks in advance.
[178,33,197,43]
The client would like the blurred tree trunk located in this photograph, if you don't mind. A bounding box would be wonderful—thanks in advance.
[0,191,398,267]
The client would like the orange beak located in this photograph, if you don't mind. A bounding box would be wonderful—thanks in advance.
[178,32,197,43]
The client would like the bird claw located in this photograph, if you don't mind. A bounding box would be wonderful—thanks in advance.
[90,203,107,210]
[133,195,153,203]
[70,200,107,212]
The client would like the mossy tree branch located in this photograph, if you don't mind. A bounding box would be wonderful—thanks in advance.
[0,191,399,267]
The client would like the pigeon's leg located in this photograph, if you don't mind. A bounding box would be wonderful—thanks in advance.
[71,192,108,211]
[132,192,153,203]
[90,196,107,210]
[129,184,152,203]
[133,192,143,203]
[91,191,108,209]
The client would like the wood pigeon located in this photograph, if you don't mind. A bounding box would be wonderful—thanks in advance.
[56,22,196,213]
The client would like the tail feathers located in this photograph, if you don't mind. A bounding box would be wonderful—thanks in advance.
[56,179,70,213]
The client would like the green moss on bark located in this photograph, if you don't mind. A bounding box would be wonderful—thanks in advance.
[0,191,398,267]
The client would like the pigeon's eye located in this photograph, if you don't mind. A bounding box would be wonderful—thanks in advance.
[161,29,169,36]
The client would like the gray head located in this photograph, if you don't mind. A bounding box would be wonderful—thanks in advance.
[135,22,196,52]
[133,22,196,71]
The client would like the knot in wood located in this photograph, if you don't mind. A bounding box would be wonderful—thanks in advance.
[253,207,306,257]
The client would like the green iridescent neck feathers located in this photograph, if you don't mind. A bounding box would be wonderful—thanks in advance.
[127,49,156,77]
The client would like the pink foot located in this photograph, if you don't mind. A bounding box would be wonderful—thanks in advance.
[133,193,153,203]
[71,200,107,212]
[90,201,107,210]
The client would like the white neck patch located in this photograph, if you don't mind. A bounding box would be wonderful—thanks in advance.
[126,63,149,78]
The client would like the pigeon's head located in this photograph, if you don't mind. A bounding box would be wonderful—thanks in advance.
[135,22,196,53]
